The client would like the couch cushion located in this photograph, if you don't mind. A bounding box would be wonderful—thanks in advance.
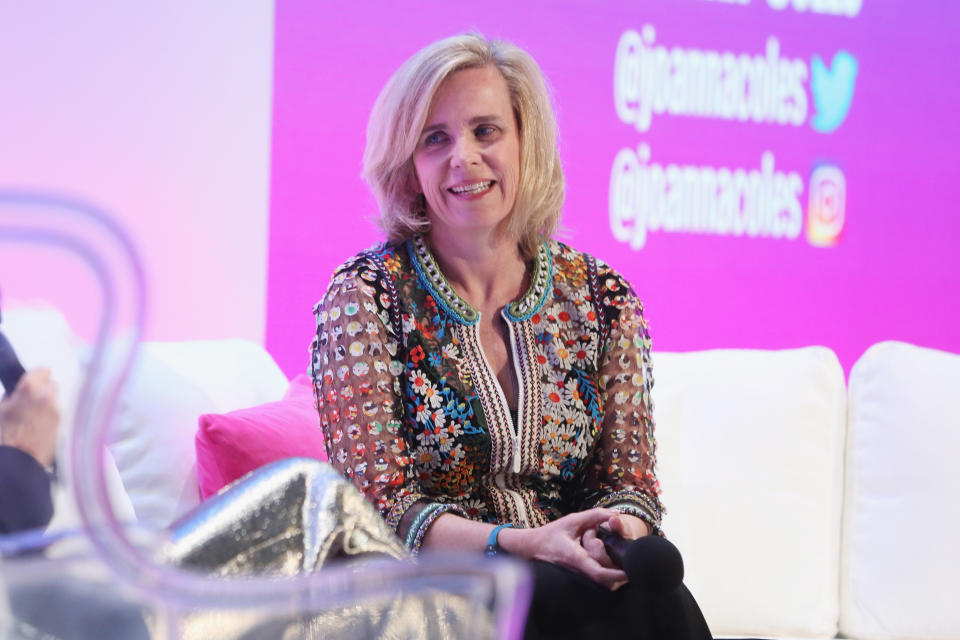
[107,339,289,528]
[195,374,326,498]
[654,346,845,639]
[841,341,960,640]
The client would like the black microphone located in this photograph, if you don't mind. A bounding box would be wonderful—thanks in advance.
[597,526,684,593]
[0,330,26,395]
[0,296,27,394]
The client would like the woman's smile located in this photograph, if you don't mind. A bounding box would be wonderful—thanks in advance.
[448,180,497,198]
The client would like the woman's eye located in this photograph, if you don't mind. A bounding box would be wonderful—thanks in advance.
[475,125,497,138]
[424,131,447,146]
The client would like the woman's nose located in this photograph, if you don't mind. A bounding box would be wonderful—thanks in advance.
[450,136,479,168]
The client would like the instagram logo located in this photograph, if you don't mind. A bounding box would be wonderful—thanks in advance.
[806,165,846,247]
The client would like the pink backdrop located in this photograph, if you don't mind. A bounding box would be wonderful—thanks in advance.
[268,1,960,378]
[1,3,274,345]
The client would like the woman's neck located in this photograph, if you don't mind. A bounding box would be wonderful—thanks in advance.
[425,226,527,311]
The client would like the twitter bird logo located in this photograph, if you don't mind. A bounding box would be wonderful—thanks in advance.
[810,51,858,133]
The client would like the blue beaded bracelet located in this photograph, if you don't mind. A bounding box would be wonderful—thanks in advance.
[484,523,515,557]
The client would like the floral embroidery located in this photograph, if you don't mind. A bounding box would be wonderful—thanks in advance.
[311,238,663,552]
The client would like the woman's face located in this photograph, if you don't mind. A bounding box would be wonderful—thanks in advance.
[412,65,521,239]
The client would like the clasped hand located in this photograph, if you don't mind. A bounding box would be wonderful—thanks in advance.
[521,508,648,591]
[0,368,60,467]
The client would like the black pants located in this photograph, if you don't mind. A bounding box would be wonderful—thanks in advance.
[523,560,713,640]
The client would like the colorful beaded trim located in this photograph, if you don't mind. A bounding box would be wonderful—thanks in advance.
[404,502,468,554]
[386,492,423,533]
[596,489,664,532]
[504,243,552,323]
[407,235,552,326]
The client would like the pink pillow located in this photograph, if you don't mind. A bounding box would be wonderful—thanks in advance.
[195,374,327,499]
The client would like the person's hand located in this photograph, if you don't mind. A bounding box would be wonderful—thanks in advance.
[501,508,628,590]
[580,512,651,590]
[0,368,60,467]
[604,511,650,540]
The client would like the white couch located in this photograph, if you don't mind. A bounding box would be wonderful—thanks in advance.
[3,306,959,639]
[656,343,960,640]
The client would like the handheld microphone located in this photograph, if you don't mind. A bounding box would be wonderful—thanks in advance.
[0,307,27,393]
[597,526,684,593]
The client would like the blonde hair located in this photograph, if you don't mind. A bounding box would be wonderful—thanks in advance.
[362,33,564,258]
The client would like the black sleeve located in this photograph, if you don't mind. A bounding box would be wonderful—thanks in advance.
[0,445,54,534]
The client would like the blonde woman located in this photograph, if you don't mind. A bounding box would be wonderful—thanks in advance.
[311,34,711,638]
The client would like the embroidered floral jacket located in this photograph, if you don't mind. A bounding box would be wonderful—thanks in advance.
[310,236,663,553]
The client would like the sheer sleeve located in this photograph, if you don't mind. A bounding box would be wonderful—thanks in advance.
[310,256,465,553]
[580,264,664,534]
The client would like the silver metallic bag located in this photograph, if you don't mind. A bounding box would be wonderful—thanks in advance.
[164,458,407,575]
[162,458,497,640]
